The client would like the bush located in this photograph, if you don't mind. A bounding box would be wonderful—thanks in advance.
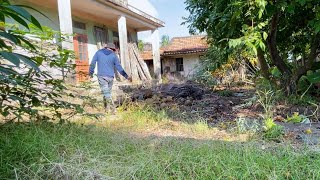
[0,1,83,121]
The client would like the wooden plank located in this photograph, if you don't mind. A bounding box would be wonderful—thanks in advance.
[129,44,147,80]
[128,44,139,81]
[131,43,152,80]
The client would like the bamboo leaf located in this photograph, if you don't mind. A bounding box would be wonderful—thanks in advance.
[4,11,29,30]
[0,66,18,75]
[5,5,32,21]
[0,31,19,44]
[16,35,36,50]
[0,51,20,66]
[13,53,40,71]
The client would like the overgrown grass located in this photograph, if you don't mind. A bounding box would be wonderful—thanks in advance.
[1,121,320,179]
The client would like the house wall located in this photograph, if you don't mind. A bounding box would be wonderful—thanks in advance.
[6,2,139,70]
[162,54,202,79]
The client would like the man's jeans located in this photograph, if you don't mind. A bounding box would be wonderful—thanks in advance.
[98,76,115,113]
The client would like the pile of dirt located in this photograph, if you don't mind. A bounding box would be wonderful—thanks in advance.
[121,81,258,124]
[118,81,320,128]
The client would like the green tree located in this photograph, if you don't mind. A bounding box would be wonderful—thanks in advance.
[0,0,83,121]
[138,40,144,51]
[161,35,170,47]
[184,0,320,94]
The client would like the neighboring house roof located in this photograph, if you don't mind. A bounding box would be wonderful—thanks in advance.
[141,51,153,60]
[140,50,164,60]
[141,35,208,60]
[162,35,208,56]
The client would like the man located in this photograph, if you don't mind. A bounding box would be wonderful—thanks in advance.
[89,43,132,114]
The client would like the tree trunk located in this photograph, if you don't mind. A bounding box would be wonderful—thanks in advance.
[257,48,271,80]
[266,12,296,94]
[267,12,292,77]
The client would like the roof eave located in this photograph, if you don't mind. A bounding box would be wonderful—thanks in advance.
[101,0,165,28]
[162,49,207,56]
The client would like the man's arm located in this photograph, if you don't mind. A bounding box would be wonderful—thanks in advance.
[89,52,98,78]
[114,54,130,79]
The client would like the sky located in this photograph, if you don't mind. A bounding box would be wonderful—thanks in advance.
[128,0,190,42]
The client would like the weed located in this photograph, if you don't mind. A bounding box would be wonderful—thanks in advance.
[257,90,275,119]
[236,117,261,133]
[191,120,210,133]
[286,112,305,124]
[263,118,284,140]
[217,89,233,97]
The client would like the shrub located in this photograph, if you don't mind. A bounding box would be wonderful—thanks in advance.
[263,118,284,140]
[0,1,83,121]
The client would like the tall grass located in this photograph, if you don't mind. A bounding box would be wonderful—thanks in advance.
[1,122,320,179]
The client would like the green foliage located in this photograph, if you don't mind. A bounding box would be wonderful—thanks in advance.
[306,70,320,84]
[0,1,83,121]
[160,35,170,47]
[263,118,284,140]
[193,46,224,86]
[184,0,320,94]
[137,40,144,51]
[286,112,305,123]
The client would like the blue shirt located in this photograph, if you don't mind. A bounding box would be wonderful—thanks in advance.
[89,49,128,79]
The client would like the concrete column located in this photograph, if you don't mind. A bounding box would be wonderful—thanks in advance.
[57,0,74,81]
[57,0,73,50]
[118,15,130,74]
[152,29,161,81]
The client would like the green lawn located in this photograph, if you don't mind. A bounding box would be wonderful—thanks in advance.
[0,121,319,179]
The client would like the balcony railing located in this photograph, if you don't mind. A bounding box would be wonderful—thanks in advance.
[106,0,165,26]
[128,5,165,26]
[107,0,128,7]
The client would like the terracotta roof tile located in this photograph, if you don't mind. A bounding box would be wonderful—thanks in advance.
[140,50,164,60]
[162,35,208,55]
[140,51,153,60]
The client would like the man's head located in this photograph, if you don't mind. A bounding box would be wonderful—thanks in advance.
[105,43,116,51]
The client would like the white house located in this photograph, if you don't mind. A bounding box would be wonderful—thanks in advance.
[10,0,164,82]
[142,35,208,79]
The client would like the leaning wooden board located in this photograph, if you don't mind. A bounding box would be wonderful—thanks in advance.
[128,45,141,81]
[131,43,152,80]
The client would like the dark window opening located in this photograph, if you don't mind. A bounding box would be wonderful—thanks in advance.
[176,58,184,72]
[73,20,86,30]
[113,31,119,38]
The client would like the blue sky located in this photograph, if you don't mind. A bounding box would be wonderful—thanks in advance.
[129,0,190,42]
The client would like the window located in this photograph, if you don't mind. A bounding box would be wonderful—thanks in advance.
[94,26,108,48]
[76,35,88,61]
[73,20,86,30]
[176,58,184,71]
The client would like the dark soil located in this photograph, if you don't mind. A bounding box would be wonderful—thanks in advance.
[115,81,320,145]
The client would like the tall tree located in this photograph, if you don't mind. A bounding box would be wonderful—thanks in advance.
[184,0,320,94]
[161,35,170,47]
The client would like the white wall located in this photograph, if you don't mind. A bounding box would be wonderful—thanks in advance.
[183,54,201,77]
[162,54,202,79]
